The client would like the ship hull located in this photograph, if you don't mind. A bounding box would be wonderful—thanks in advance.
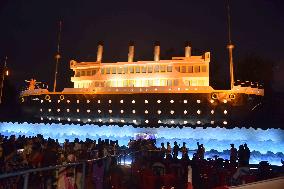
[20,92,263,127]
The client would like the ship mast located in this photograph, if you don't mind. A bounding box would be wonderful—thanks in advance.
[226,0,234,89]
[53,21,62,92]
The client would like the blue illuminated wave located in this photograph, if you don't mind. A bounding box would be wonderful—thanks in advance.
[0,122,283,165]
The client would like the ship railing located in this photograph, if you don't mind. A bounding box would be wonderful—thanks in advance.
[0,149,140,189]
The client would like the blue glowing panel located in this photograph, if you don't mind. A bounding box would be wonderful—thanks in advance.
[0,122,283,165]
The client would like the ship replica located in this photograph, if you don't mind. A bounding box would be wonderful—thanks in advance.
[20,39,264,127]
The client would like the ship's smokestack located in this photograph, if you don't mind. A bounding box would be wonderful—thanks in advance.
[154,41,160,61]
[96,41,103,62]
[128,41,134,62]
[185,41,191,58]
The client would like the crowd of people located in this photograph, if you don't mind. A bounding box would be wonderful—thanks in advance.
[0,134,283,189]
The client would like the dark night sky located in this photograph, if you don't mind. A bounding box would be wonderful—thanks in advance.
[0,0,284,92]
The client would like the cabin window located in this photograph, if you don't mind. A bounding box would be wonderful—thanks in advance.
[81,71,86,76]
[160,79,166,86]
[188,66,193,73]
[181,66,186,73]
[106,81,111,87]
[106,67,110,74]
[184,80,190,86]
[154,79,160,86]
[141,66,147,73]
[75,71,80,77]
[175,66,180,72]
[117,67,123,74]
[129,80,134,86]
[142,80,148,87]
[198,80,205,86]
[201,65,207,72]
[148,79,153,86]
[124,66,128,74]
[92,70,96,75]
[174,79,179,86]
[160,65,166,72]
[129,66,134,73]
[87,70,91,76]
[167,80,172,86]
[154,65,159,73]
[135,66,141,73]
[95,82,100,87]
[111,67,116,74]
[167,65,172,72]
[147,65,153,73]
[101,68,105,74]
[194,66,200,73]
[123,80,128,87]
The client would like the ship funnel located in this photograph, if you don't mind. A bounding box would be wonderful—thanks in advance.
[96,41,103,62]
[128,41,134,62]
[185,41,191,58]
[154,41,160,61]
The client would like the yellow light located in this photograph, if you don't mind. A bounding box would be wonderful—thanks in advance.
[5,70,9,76]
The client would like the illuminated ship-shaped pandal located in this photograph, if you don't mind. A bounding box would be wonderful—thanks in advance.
[20,41,264,127]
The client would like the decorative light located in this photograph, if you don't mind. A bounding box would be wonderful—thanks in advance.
[120,110,124,113]
[211,121,214,124]
[49,117,51,120]
[157,110,161,114]
[184,121,188,124]
[40,109,43,112]
[145,100,148,103]
[77,100,80,103]
[58,100,60,103]
[133,120,137,123]
[170,120,174,124]
[223,121,228,125]
[98,119,102,122]
[98,110,101,113]
[109,100,112,103]
[48,109,51,112]
[58,118,61,121]
[121,119,125,123]
[49,100,52,103]
[77,109,80,112]
[197,100,201,103]
[184,110,187,114]
[40,117,43,120]
[120,100,124,103]
[155,88,157,91]
[88,119,91,122]
[67,100,70,103]
[223,99,228,103]
[170,110,175,114]
[67,118,71,121]
[224,110,228,114]
[98,100,101,104]
[132,110,136,114]
[110,119,113,122]
[197,110,201,114]
[132,100,135,104]
[145,110,148,114]
[157,100,161,103]
[57,109,60,112]
[210,99,214,103]
[178,88,180,91]
[87,109,90,113]
[197,121,201,124]
[145,120,149,123]
[109,110,112,113]
[67,109,70,112]
[170,100,174,103]
[211,110,214,114]
[184,100,187,104]
[41,100,43,103]
[158,120,162,123]
[77,119,81,121]
[87,100,90,103]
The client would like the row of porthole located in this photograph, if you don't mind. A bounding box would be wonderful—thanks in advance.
[40,117,228,125]
[40,108,228,115]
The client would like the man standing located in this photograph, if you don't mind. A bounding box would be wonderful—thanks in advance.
[230,144,238,164]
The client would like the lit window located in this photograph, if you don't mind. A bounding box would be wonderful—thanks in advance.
[223,99,227,103]
[132,110,136,114]
[170,110,175,114]
[110,119,113,122]
[120,100,124,103]
[132,100,135,104]
[133,120,137,123]
[184,121,188,124]
[211,121,214,124]
[197,100,201,103]
[109,110,112,113]
[145,110,148,114]
[145,100,148,103]
[87,100,90,103]
[223,121,228,125]
[145,120,149,123]
[184,100,187,104]
[98,100,101,104]
[41,117,43,120]
[57,109,60,112]
[120,110,124,113]
[210,99,214,103]
[77,109,80,112]
[109,100,112,103]
[87,109,90,113]
[67,100,70,103]
[40,109,42,112]
[197,110,201,114]
[211,110,214,114]
[158,120,162,123]
[121,119,125,123]
[67,109,70,112]
[77,119,81,121]
[77,100,80,103]
[67,118,70,121]
[48,109,51,112]
[41,100,43,103]
[99,119,102,122]
[170,120,174,124]
[157,100,161,103]
[197,121,201,124]
[88,119,91,122]
[58,100,60,103]
[224,110,228,114]
[98,110,101,113]
[184,110,187,114]
[157,110,161,114]
[170,100,174,103]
